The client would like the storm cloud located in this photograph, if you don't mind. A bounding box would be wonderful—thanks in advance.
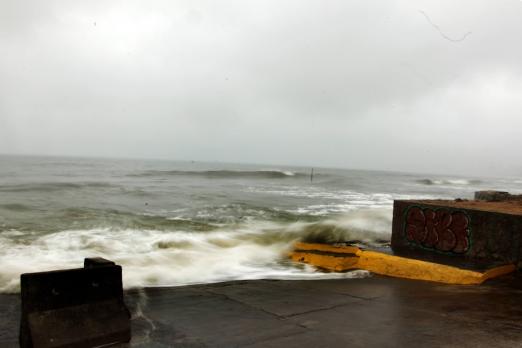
[1,0,522,176]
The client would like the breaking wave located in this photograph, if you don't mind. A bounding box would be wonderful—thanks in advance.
[0,208,389,293]
[416,179,482,186]
[130,170,307,179]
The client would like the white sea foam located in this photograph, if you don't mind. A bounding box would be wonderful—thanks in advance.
[0,212,386,293]
[247,186,436,215]
[416,178,483,187]
[260,169,296,176]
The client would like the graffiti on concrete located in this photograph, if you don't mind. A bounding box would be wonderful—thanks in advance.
[404,206,470,253]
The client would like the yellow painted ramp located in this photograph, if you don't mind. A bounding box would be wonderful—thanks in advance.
[290,242,515,285]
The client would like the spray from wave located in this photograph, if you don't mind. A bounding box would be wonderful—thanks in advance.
[0,208,390,293]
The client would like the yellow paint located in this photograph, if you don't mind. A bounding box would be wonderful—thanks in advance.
[482,264,517,281]
[290,243,515,285]
[293,242,360,255]
[290,251,359,272]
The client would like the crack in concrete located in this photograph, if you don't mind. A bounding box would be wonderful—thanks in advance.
[205,288,371,320]
[283,301,356,318]
[205,289,286,320]
[332,291,383,301]
[203,289,317,347]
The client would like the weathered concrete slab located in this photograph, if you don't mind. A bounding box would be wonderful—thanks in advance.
[0,294,19,348]
[2,274,522,347]
[124,285,306,347]
[205,279,367,317]
[125,275,522,348]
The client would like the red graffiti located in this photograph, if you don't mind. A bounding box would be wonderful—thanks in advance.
[405,207,470,253]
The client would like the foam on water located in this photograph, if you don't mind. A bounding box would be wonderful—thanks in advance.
[416,178,482,186]
[0,209,391,293]
[247,186,439,215]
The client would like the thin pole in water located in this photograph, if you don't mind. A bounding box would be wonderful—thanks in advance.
[310,168,314,183]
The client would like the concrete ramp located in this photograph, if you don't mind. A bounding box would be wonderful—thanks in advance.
[290,242,515,285]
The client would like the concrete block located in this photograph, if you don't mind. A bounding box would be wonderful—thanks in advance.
[391,200,522,268]
[19,259,130,347]
[84,257,116,269]
[475,191,511,202]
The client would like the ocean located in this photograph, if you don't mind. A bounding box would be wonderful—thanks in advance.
[1,155,520,293]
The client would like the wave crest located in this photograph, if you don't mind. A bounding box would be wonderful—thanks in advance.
[416,178,482,186]
[130,170,306,179]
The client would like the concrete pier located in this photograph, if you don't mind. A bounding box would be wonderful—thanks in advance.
[1,274,522,347]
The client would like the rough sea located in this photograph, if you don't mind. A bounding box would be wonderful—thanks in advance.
[1,155,521,293]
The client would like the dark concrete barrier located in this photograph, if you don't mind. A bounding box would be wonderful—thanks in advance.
[20,258,130,348]
[474,191,511,202]
[391,199,522,268]
[475,190,522,202]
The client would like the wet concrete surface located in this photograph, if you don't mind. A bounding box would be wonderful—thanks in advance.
[2,274,522,347]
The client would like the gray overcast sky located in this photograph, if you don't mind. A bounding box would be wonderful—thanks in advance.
[1,0,521,176]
